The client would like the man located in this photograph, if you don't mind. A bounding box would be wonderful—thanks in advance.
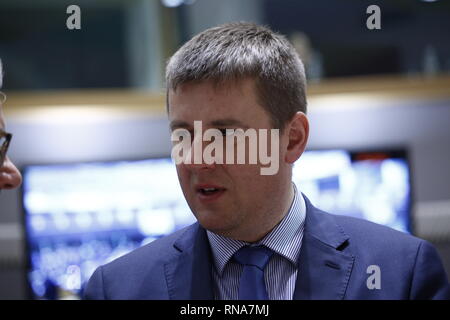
[0,59,22,191]
[85,22,450,299]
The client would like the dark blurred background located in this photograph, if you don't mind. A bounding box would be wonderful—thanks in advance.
[2,0,450,90]
[1,0,450,299]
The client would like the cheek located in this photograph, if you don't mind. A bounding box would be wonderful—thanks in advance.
[228,164,280,191]
[176,166,191,189]
[226,165,276,214]
[224,164,262,191]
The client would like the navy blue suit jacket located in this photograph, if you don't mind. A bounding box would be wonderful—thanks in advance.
[84,196,450,299]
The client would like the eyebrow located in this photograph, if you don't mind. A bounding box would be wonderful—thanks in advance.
[170,118,249,131]
[210,118,248,129]
[169,120,190,131]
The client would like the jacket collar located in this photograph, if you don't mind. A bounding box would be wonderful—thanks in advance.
[301,193,349,249]
[165,223,214,299]
[165,194,355,300]
[293,195,354,299]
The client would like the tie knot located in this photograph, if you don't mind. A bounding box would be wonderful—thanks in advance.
[233,246,273,270]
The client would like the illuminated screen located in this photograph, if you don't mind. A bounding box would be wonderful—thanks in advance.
[293,150,411,234]
[22,158,195,299]
[22,150,411,299]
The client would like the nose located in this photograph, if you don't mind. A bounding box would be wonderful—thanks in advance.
[180,136,217,171]
[183,159,216,171]
[0,157,22,190]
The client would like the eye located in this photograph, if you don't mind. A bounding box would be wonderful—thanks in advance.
[171,129,192,140]
[218,128,235,136]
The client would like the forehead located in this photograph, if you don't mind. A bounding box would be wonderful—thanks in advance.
[170,78,255,104]
[168,78,269,126]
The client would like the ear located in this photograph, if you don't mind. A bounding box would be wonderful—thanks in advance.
[284,112,309,164]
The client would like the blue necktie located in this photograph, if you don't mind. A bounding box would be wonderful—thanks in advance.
[233,245,273,300]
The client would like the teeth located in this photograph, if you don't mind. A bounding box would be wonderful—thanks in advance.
[203,188,217,191]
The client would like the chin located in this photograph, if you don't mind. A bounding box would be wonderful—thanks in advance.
[194,209,236,235]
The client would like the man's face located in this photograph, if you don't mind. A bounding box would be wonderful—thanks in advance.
[0,104,22,190]
[168,78,292,241]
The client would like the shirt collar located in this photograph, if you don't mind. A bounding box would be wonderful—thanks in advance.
[207,183,306,276]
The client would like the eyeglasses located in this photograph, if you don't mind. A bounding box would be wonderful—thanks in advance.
[0,130,12,167]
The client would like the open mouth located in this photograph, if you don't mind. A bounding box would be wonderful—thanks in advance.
[199,187,221,195]
[195,185,226,202]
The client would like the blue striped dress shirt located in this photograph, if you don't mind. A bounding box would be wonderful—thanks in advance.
[206,183,306,300]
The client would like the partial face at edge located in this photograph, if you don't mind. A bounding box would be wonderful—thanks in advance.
[0,104,22,191]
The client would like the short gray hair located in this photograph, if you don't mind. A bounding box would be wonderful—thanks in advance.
[166,22,307,131]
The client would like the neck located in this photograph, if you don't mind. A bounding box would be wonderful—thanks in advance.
[241,181,295,243]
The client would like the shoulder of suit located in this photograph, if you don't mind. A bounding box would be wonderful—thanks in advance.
[100,223,196,273]
[329,212,423,251]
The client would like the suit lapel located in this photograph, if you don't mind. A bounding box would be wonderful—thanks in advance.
[294,195,355,300]
[163,196,355,300]
[164,223,214,299]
